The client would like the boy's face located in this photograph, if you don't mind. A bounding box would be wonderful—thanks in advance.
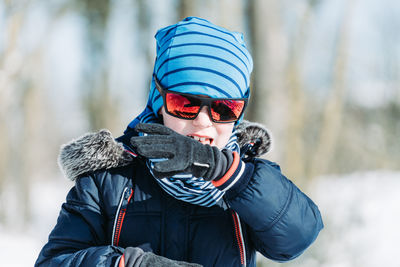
[161,106,234,149]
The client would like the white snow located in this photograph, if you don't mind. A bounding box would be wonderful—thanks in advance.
[307,171,400,267]
[0,177,71,267]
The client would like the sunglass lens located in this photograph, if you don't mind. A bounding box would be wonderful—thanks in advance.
[165,92,201,119]
[211,99,245,122]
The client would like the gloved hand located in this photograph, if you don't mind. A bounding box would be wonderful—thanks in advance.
[130,123,223,180]
[121,247,202,267]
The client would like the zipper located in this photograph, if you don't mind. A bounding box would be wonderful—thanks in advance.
[111,187,134,246]
[231,210,246,267]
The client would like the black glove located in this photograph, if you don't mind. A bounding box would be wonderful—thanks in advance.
[122,247,202,267]
[141,252,202,267]
[130,123,224,180]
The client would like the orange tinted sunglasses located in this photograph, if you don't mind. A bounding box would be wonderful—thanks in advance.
[154,76,247,123]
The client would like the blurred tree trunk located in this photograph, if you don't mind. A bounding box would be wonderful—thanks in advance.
[309,0,358,178]
[0,4,26,225]
[0,5,18,224]
[283,1,319,183]
[247,0,288,163]
[74,0,117,131]
[178,0,197,19]
[0,2,32,226]
[0,114,6,223]
[178,0,244,31]
[0,72,10,224]
[0,1,61,227]
[136,0,154,67]
[215,0,245,31]
[19,77,43,225]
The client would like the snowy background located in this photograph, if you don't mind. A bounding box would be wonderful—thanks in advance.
[1,0,399,266]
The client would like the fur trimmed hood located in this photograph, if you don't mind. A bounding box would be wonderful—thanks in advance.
[58,120,272,181]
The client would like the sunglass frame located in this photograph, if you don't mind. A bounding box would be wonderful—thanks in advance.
[154,75,248,123]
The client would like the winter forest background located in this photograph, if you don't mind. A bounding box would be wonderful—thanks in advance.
[1,0,399,266]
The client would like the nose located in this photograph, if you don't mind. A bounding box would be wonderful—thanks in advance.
[192,106,213,127]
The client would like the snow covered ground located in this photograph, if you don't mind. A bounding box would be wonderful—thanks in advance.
[1,171,399,267]
[0,177,71,267]
[310,171,400,267]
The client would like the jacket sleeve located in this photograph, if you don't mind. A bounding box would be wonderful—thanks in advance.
[35,174,126,267]
[222,159,323,262]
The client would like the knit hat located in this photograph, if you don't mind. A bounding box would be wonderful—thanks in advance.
[126,17,253,131]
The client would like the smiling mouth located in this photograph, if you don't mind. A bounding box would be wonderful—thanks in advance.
[187,135,214,145]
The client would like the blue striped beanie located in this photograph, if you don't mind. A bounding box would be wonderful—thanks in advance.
[127,17,253,130]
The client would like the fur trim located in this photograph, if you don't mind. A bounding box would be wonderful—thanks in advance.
[58,121,272,180]
[236,120,272,157]
[58,129,134,181]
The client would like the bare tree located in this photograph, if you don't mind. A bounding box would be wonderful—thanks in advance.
[178,0,245,30]
[309,0,358,178]
[0,1,48,226]
[136,0,154,67]
[178,0,197,19]
[71,0,119,131]
[281,1,317,182]
[0,2,29,225]
[247,0,289,165]
[215,0,245,31]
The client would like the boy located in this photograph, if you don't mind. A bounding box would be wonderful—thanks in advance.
[36,17,323,267]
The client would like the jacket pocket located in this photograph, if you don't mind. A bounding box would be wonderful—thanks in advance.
[188,211,244,266]
[115,187,162,253]
[119,212,162,253]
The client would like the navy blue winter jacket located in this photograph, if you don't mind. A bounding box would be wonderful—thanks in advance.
[35,122,323,267]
